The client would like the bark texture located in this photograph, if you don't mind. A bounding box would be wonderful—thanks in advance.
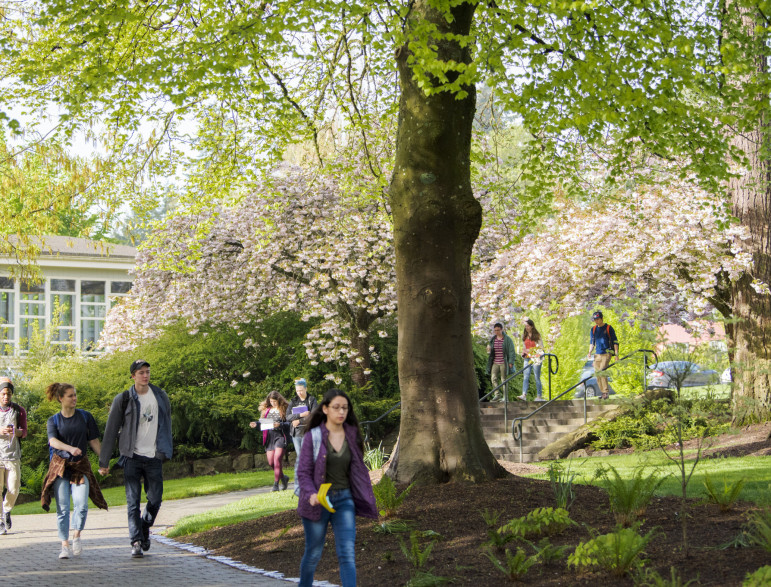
[727,9,771,423]
[385,0,504,484]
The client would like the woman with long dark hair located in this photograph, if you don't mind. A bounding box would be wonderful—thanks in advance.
[40,383,107,559]
[250,390,291,491]
[296,389,377,587]
[520,319,545,401]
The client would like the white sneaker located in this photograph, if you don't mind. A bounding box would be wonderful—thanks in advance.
[535,397,546,402]
[59,546,71,559]
[518,394,527,401]
[72,536,82,556]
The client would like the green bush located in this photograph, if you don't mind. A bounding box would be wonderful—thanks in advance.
[485,547,539,581]
[373,475,415,518]
[598,465,667,526]
[744,566,771,587]
[635,566,699,587]
[499,507,575,540]
[568,523,656,577]
[703,473,745,512]
[746,508,771,552]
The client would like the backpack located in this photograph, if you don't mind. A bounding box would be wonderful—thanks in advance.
[49,409,89,462]
[592,324,617,355]
[293,426,323,497]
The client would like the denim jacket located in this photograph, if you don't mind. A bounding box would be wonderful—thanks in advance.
[296,421,377,521]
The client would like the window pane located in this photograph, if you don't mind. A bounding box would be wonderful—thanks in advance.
[0,277,13,290]
[21,292,44,302]
[20,302,45,317]
[20,281,44,293]
[81,304,106,318]
[51,279,76,292]
[81,281,105,302]
[0,292,14,324]
[111,281,132,294]
[81,320,103,351]
[51,294,74,326]
[19,318,45,348]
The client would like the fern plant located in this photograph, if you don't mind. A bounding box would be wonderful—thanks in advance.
[373,519,415,534]
[548,460,578,510]
[399,530,437,571]
[373,475,415,518]
[599,465,667,526]
[746,509,771,552]
[19,461,48,498]
[744,565,771,587]
[528,537,571,565]
[499,507,576,540]
[635,566,699,586]
[568,523,656,577]
[702,473,745,512]
[363,441,389,471]
[485,547,538,581]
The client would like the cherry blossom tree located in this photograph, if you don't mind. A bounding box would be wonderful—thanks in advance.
[101,164,396,388]
[472,179,757,343]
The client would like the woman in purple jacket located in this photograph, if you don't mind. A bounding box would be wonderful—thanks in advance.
[296,389,377,587]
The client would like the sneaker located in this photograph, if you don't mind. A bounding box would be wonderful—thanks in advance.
[272,482,280,492]
[0,518,6,535]
[141,521,151,551]
[4,511,10,530]
[535,396,546,402]
[518,394,527,401]
[131,541,143,558]
[72,536,82,556]
[281,474,289,491]
[59,546,71,559]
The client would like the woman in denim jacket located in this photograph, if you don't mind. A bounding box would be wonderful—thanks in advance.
[296,389,377,586]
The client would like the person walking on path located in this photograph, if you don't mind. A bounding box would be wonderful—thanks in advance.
[296,388,377,587]
[287,378,317,486]
[0,377,26,535]
[486,322,516,401]
[41,382,107,559]
[250,391,291,491]
[98,359,173,559]
[519,319,545,401]
[588,311,619,400]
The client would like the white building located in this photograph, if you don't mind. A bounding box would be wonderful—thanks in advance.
[0,236,136,357]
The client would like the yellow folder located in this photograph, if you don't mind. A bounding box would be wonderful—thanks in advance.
[317,483,336,513]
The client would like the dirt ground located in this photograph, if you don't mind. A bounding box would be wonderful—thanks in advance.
[187,424,771,585]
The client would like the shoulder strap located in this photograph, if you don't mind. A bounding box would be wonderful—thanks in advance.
[311,426,322,462]
[122,389,131,412]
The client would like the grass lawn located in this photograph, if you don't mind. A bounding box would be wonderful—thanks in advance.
[526,452,771,506]
[12,470,279,515]
[167,490,298,537]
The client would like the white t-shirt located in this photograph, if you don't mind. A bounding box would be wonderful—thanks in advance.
[133,389,159,458]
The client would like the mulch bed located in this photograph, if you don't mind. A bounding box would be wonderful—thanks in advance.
[186,424,771,585]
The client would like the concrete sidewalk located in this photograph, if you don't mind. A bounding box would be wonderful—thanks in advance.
[2,487,302,586]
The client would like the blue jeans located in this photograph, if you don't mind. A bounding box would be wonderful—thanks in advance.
[53,475,89,541]
[300,488,356,587]
[123,455,164,545]
[522,359,543,397]
[292,434,303,482]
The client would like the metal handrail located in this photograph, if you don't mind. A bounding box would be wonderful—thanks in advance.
[361,401,401,444]
[478,362,532,433]
[510,348,658,463]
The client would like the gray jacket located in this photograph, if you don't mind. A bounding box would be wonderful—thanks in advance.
[99,384,173,469]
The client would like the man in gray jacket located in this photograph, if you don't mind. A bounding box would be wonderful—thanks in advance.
[99,360,172,559]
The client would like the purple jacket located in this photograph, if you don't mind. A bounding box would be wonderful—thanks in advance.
[296,421,377,521]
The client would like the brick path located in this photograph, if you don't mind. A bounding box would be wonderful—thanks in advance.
[1,487,328,586]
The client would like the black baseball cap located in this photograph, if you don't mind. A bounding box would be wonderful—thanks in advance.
[130,360,151,375]
[592,311,603,320]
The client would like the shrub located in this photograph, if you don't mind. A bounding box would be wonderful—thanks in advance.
[528,537,571,565]
[399,529,450,585]
[485,547,539,581]
[568,523,656,577]
[19,460,48,498]
[635,566,699,586]
[702,473,745,512]
[364,441,389,471]
[373,475,415,518]
[499,507,575,540]
[746,508,771,552]
[744,566,771,587]
[598,465,667,526]
[548,460,578,510]
[373,519,415,534]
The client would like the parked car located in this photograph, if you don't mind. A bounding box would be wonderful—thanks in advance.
[646,361,720,389]
[574,360,616,398]
[721,367,732,384]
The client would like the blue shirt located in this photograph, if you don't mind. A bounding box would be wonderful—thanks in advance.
[590,323,618,355]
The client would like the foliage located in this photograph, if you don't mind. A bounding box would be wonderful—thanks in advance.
[373,519,415,534]
[499,507,575,540]
[702,473,745,512]
[746,509,771,553]
[635,566,699,587]
[596,465,667,526]
[481,508,504,528]
[744,566,771,587]
[19,460,47,498]
[527,537,571,566]
[373,475,415,519]
[398,530,441,576]
[547,460,578,511]
[568,524,656,577]
[364,442,389,471]
[484,547,538,582]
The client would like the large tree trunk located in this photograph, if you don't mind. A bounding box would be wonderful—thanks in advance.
[385,0,504,484]
[726,9,771,423]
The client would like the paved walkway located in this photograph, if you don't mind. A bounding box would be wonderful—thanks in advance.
[2,487,308,586]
